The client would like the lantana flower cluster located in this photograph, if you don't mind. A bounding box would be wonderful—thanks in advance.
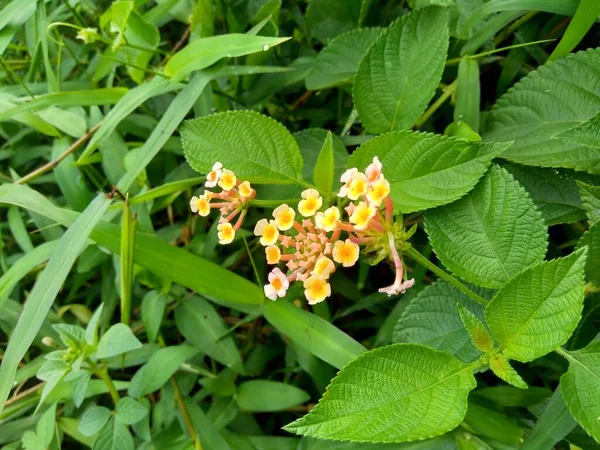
[190,158,415,305]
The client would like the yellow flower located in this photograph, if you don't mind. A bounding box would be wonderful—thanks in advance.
[312,256,335,278]
[265,245,281,264]
[303,275,331,305]
[347,172,368,201]
[298,189,323,217]
[205,162,223,188]
[217,222,235,245]
[366,176,390,206]
[264,268,289,300]
[349,201,377,230]
[254,219,279,246]
[190,193,211,217]
[218,169,237,191]
[238,180,254,198]
[273,204,296,231]
[315,206,340,232]
[332,239,360,267]
[338,168,358,198]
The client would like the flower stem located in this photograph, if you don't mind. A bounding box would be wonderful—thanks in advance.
[88,361,120,405]
[414,79,458,128]
[406,246,488,307]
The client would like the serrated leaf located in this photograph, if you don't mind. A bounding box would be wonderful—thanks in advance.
[115,397,147,425]
[485,249,588,362]
[306,28,383,90]
[295,129,349,184]
[556,110,600,150]
[484,48,600,173]
[457,304,494,353]
[174,296,245,374]
[348,130,509,213]
[313,132,334,199]
[236,380,310,412]
[182,110,304,185]
[577,221,600,286]
[79,405,112,436]
[393,281,487,363]
[353,7,449,134]
[504,163,586,226]
[284,343,476,443]
[305,0,362,43]
[95,323,142,359]
[559,341,600,442]
[489,354,528,389]
[577,181,600,225]
[425,165,548,288]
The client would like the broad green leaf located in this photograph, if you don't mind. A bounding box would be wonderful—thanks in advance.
[353,7,449,133]
[174,296,245,374]
[394,281,487,363]
[347,130,509,213]
[114,397,147,425]
[236,380,310,412]
[0,89,128,121]
[577,181,600,225]
[164,34,290,81]
[313,131,334,199]
[79,405,112,436]
[577,221,600,286]
[94,419,134,450]
[425,165,548,288]
[295,129,349,184]
[454,58,480,132]
[484,48,600,173]
[305,0,362,43]
[305,28,383,90]
[95,323,142,359]
[457,304,493,353]
[128,344,198,398]
[555,110,600,149]
[504,163,586,226]
[264,299,366,369]
[559,341,600,442]
[182,110,304,185]
[548,0,600,61]
[298,435,457,449]
[71,370,91,408]
[0,195,111,417]
[53,324,86,348]
[140,291,166,343]
[489,353,527,389]
[284,344,476,443]
[485,249,588,362]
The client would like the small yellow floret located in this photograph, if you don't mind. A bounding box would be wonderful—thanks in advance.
[332,239,360,267]
[254,219,279,246]
[265,245,281,264]
[205,162,223,188]
[312,256,335,278]
[349,201,377,230]
[315,206,340,232]
[238,180,254,198]
[217,222,235,245]
[264,268,289,300]
[273,204,296,231]
[218,169,237,191]
[366,176,390,206]
[303,275,331,305]
[347,172,368,201]
[298,189,323,217]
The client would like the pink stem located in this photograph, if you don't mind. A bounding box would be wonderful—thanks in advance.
[387,232,404,284]
[384,196,394,223]
[232,209,247,231]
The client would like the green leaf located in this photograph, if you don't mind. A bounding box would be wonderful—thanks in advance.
[264,299,366,370]
[174,296,245,374]
[114,397,147,425]
[85,304,104,346]
[284,344,476,443]
[119,197,136,326]
[559,342,600,442]
[353,7,449,134]
[35,402,57,447]
[71,370,91,408]
[485,249,588,362]
[504,163,586,226]
[425,165,548,288]
[94,418,134,450]
[577,181,600,225]
[295,129,349,184]
[313,131,334,199]
[548,0,600,62]
[463,403,523,446]
[140,291,166,343]
[164,34,290,81]
[305,0,362,43]
[555,110,600,150]
[236,380,310,412]
[95,323,142,359]
[393,281,486,363]
[182,110,305,185]
[457,304,493,353]
[305,28,383,90]
[489,353,528,389]
[79,405,112,437]
[484,48,600,174]
[185,399,233,450]
[454,58,480,132]
[128,344,198,398]
[472,386,551,407]
[53,324,86,348]
[347,130,509,213]
[577,221,600,286]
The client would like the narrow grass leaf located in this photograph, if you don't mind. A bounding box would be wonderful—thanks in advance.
[454,57,480,132]
[548,0,600,62]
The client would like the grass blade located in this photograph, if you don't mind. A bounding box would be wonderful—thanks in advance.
[548,0,600,62]
[120,196,136,325]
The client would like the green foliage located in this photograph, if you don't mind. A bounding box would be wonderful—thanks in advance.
[236,380,310,412]
[312,131,335,199]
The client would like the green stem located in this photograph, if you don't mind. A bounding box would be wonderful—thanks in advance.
[88,361,120,405]
[446,38,556,65]
[406,246,488,307]
[414,79,458,128]
[171,377,203,450]
[494,11,538,45]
